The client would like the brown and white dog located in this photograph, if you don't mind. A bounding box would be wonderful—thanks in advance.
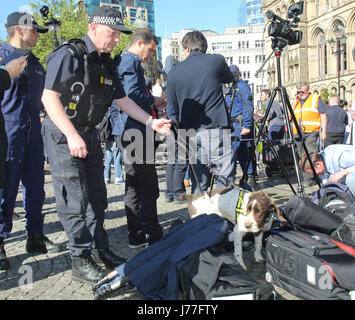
[180,186,286,271]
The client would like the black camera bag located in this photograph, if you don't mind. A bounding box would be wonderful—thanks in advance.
[282,195,343,234]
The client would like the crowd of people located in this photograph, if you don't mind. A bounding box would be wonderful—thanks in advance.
[1,7,355,290]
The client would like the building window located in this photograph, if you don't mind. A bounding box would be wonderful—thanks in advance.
[318,33,327,76]
[255,40,264,48]
[226,56,233,65]
[211,42,232,51]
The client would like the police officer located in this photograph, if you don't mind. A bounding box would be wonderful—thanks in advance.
[261,88,285,143]
[0,12,62,270]
[0,55,27,270]
[225,65,256,189]
[41,7,171,284]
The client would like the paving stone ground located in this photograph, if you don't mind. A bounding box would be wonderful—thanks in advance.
[0,162,317,300]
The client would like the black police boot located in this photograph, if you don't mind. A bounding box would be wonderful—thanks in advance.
[91,248,126,270]
[26,232,62,254]
[0,238,9,270]
[71,255,106,285]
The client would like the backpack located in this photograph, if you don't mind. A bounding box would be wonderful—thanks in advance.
[311,182,355,218]
[98,115,112,144]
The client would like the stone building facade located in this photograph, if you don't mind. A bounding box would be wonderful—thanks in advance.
[262,0,355,104]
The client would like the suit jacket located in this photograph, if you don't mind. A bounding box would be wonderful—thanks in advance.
[166,51,234,130]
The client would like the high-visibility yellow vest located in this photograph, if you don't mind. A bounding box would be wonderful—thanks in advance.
[292,93,321,135]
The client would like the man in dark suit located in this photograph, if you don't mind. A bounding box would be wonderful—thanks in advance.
[166,31,234,194]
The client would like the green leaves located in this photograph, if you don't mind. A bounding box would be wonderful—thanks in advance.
[29,0,133,68]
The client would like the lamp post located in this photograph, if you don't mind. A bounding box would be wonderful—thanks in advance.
[40,5,62,49]
[329,26,346,98]
[44,16,61,48]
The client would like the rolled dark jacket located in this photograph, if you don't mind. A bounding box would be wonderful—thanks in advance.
[0,68,11,188]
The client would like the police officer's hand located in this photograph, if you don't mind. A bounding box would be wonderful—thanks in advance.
[152,118,172,136]
[241,128,251,135]
[67,133,88,158]
[1,56,27,79]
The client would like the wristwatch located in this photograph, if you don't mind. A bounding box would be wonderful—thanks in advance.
[146,116,154,129]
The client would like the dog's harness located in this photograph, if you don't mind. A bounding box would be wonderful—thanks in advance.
[235,189,249,223]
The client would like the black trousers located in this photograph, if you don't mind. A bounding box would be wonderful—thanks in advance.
[324,133,344,148]
[42,118,109,258]
[121,130,162,243]
[165,136,188,200]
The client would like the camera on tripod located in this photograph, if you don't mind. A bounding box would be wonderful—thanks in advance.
[266,1,304,50]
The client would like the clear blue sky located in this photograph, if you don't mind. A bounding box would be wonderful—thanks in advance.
[0,0,241,41]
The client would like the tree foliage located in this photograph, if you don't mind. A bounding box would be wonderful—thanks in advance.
[28,0,133,68]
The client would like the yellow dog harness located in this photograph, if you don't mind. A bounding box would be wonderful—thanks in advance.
[235,190,249,223]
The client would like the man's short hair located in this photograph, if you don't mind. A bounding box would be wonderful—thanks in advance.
[329,96,339,106]
[182,31,208,54]
[6,26,16,39]
[340,99,348,108]
[301,152,323,171]
[261,89,271,97]
[130,28,158,46]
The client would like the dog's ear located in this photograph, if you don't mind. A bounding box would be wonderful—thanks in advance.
[270,200,287,223]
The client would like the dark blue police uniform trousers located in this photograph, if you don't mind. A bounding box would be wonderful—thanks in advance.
[0,119,45,238]
[41,118,109,258]
[229,123,253,181]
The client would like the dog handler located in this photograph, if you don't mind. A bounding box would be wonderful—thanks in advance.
[41,7,171,284]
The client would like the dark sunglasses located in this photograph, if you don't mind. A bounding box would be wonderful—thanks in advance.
[297,90,305,94]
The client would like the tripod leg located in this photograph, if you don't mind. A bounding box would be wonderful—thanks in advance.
[283,88,321,191]
[262,138,297,195]
[240,88,278,187]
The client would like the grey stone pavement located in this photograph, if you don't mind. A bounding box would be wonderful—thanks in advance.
[0,161,318,300]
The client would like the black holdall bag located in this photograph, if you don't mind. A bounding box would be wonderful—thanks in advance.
[331,202,355,248]
[265,229,355,300]
[312,182,355,218]
[178,249,274,300]
[282,195,343,234]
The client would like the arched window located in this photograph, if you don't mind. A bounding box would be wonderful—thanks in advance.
[318,32,327,76]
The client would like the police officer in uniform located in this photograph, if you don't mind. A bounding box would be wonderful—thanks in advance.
[225,65,256,189]
[41,7,171,284]
[0,12,62,270]
[0,55,27,270]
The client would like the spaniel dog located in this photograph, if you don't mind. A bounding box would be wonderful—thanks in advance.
[180,186,286,271]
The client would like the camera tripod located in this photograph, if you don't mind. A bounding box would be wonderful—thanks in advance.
[240,46,321,197]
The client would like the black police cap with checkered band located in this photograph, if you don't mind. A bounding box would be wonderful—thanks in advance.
[89,7,132,34]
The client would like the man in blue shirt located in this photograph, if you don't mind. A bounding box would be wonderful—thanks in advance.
[119,28,166,248]
[225,65,256,189]
[302,144,355,195]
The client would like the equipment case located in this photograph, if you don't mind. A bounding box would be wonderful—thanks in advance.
[266,229,355,300]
